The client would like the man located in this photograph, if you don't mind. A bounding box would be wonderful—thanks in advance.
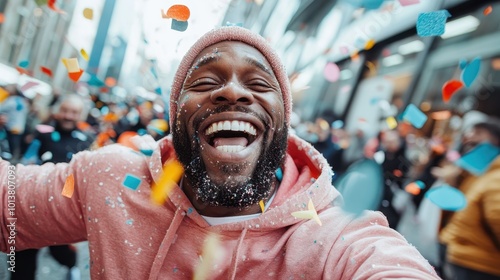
[0,84,29,163]
[436,119,500,280]
[13,94,94,280]
[1,27,438,279]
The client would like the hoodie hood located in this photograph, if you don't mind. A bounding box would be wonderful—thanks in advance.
[133,133,341,231]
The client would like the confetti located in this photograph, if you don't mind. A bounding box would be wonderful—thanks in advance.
[350,51,360,62]
[405,182,421,195]
[455,142,500,176]
[442,80,463,103]
[20,81,39,92]
[64,58,80,73]
[51,131,61,142]
[483,5,493,16]
[0,87,9,103]
[275,167,283,181]
[68,69,84,83]
[259,200,265,213]
[80,49,89,61]
[459,59,467,70]
[461,57,481,88]
[15,67,30,75]
[140,149,153,156]
[365,39,376,50]
[348,0,385,10]
[62,174,75,198]
[48,0,66,14]
[23,139,41,160]
[225,21,243,27]
[162,5,190,21]
[323,62,340,82]
[416,10,451,37]
[401,104,428,129]
[425,185,466,211]
[36,124,55,133]
[0,13,4,24]
[291,199,322,226]
[194,233,222,280]
[398,0,420,6]
[105,77,117,87]
[18,60,29,68]
[117,131,138,149]
[83,8,93,20]
[151,159,184,205]
[122,174,142,191]
[171,19,188,32]
[386,116,398,130]
[40,66,53,77]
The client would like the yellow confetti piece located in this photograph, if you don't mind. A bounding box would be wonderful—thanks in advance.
[83,8,93,20]
[151,159,184,205]
[80,49,89,61]
[0,87,9,103]
[291,199,322,226]
[61,58,68,69]
[259,200,265,213]
[386,116,398,130]
[365,39,376,50]
[65,58,80,73]
[62,174,75,198]
[194,233,221,280]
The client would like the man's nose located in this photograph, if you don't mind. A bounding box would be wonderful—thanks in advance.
[210,81,254,105]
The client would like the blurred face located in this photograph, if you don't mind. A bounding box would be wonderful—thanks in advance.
[381,131,401,153]
[461,127,499,154]
[172,41,288,209]
[54,101,83,131]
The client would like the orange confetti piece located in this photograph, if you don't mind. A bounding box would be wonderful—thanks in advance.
[16,67,30,75]
[483,6,492,16]
[350,50,359,62]
[68,69,84,82]
[48,0,66,14]
[151,159,184,205]
[40,66,53,77]
[162,5,190,21]
[105,77,117,87]
[0,13,5,24]
[259,200,265,213]
[442,80,463,103]
[291,199,322,226]
[62,174,75,198]
[405,182,421,195]
[365,39,376,50]
[393,169,403,177]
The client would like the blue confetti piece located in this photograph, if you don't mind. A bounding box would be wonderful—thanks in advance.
[24,139,41,159]
[187,208,193,215]
[67,152,73,159]
[401,104,428,129]
[225,21,243,27]
[275,167,283,182]
[154,87,162,95]
[51,131,61,142]
[455,142,500,176]
[415,180,426,189]
[425,185,466,211]
[346,0,384,10]
[171,19,188,32]
[140,149,153,156]
[18,60,29,68]
[122,174,142,190]
[461,57,481,88]
[126,219,133,225]
[137,129,147,136]
[416,10,451,37]
[15,97,24,111]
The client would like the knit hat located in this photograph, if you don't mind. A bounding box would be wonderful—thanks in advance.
[169,26,292,128]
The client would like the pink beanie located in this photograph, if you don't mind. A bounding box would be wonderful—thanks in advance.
[169,26,292,128]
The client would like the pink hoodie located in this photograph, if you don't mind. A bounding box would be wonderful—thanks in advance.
[1,134,439,279]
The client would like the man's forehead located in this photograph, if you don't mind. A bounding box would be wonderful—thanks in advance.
[191,41,272,69]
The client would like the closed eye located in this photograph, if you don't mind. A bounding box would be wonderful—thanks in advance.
[187,78,220,92]
[246,79,274,92]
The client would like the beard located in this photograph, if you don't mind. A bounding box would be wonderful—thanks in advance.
[172,105,288,208]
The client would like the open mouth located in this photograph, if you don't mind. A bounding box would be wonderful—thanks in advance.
[204,120,258,153]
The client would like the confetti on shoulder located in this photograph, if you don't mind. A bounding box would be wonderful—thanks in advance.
[151,159,184,205]
[291,198,322,226]
[62,174,75,198]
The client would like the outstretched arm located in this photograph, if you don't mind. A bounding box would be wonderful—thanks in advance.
[0,153,88,253]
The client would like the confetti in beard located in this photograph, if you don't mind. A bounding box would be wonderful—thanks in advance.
[173,106,288,208]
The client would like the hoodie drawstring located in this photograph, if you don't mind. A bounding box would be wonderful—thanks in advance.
[228,227,248,280]
[148,208,185,280]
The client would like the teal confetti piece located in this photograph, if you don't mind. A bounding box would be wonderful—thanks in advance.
[171,19,188,32]
[122,174,142,190]
[402,104,428,129]
[18,60,29,68]
[416,10,451,37]
[425,185,466,211]
[275,167,283,182]
[455,142,500,176]
[140,149,153,156]
[51,131,61,142]
[154,87,162,95]
[415,180,426,189]
[459,59,468,70]
[461,57,481,88]
[346,0,384,10]
[225,21,243,27]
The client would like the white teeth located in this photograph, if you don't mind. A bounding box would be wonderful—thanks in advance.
[216,145,245,153]
[205,120,257,136]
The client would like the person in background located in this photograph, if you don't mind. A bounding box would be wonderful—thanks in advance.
[0,84,29,163]
[14,94,94,280]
